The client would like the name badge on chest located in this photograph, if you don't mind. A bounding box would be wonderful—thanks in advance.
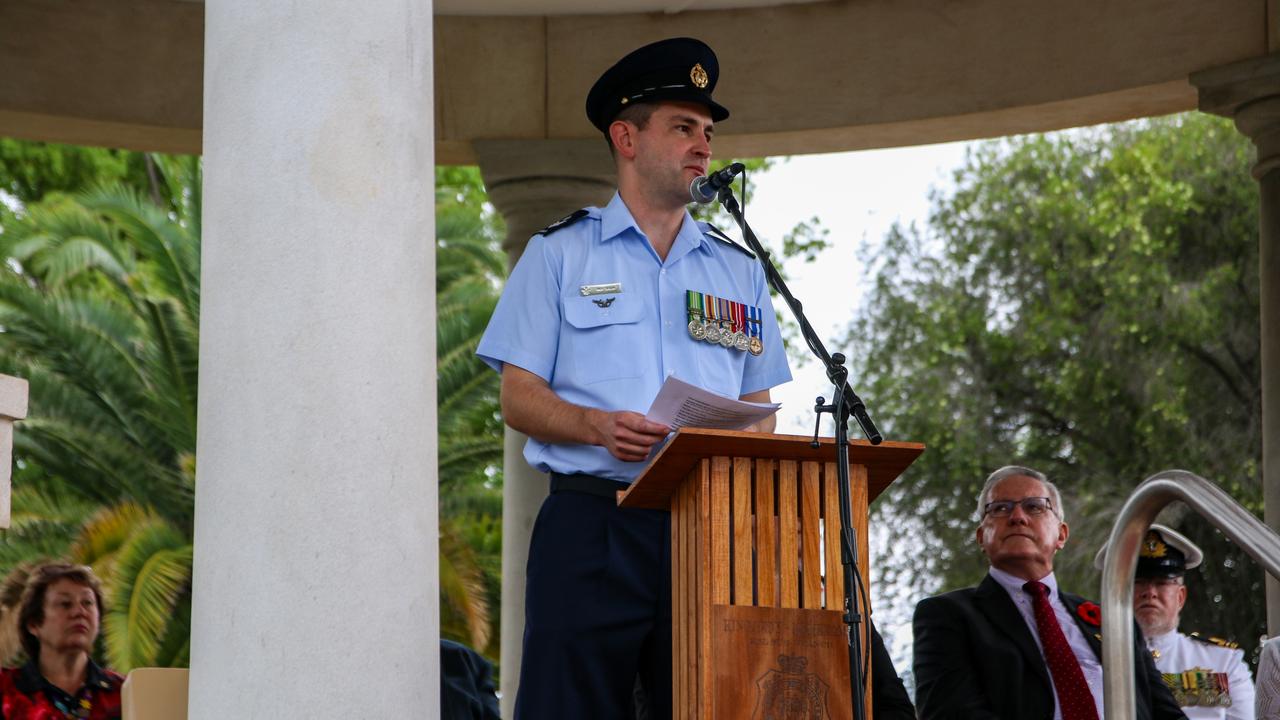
[580,283,622,297]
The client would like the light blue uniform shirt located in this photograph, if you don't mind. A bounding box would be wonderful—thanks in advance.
[476,192,792,483]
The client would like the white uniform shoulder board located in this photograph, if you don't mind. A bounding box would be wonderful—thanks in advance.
[1189,631,1239,649]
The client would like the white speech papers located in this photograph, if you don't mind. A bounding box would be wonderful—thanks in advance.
[645,375,780,431]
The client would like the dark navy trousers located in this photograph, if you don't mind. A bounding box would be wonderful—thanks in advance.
[514,488,672,720]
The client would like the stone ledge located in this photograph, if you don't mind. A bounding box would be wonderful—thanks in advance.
[0,375,28,421]
[1192,53,1280,117]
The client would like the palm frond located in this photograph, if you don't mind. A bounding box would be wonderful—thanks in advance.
[438,520,491,650]
[0,195,134,288]
[101,519,192,671]
[79,184,200,320]
[69,502,156,576]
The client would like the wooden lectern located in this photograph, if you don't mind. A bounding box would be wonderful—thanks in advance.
[618,428,923,720]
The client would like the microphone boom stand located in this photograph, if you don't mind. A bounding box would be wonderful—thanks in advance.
[715,184,881,720]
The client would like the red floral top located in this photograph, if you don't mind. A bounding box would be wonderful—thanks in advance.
[0,661,123,719]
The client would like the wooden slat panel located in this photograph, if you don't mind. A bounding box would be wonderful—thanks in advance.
[850,462,873,718]
[685,471,698,719]
[710,456,731,605]
[823,461,844,610]
[697,461,713,719]
[674,473,688,720]
[778,460,799,609]
[801,461,822,608]
[732,457,754,606]
[754,458,777,608]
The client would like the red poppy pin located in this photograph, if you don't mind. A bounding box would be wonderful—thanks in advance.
[1077,601,1101,627]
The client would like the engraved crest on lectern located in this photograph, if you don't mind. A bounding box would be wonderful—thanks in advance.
[751,654,831,720]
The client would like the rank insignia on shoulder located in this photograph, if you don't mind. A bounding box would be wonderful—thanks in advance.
[702,223,754,258]
[1189,632,1239,649]
[536,208,589,236]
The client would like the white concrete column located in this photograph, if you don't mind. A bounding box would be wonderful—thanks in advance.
[0,375,29,529]
[474,139,615,716]
[191,1,436,717]
[1193,54,1280,634]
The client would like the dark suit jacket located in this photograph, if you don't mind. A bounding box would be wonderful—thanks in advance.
[870,621,917,720]
[912,574,1186,720]
[440,639,501,720]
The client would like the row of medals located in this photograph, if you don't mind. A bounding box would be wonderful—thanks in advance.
[688,316,764,356]
[1162,671,1233,707]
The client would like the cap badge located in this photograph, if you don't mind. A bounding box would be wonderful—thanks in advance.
[690,63,709,89]
[1142,530,1168,558]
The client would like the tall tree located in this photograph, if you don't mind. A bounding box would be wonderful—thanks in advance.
[847,114,1262,656]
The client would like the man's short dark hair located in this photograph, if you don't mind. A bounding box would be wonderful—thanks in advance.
[17,562,105,661]
[605,102,658,155]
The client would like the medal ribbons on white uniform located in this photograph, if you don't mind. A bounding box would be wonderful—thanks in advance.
[1162,668,1233,708]
[1147,631,1251,718]
[686,289,763,356]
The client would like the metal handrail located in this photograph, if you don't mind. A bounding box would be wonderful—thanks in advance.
[1101,470,1280,720]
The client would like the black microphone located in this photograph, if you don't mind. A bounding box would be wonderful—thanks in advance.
[689,162,746,204]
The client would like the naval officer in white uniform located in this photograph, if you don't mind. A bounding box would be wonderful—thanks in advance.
[1097,524,1254,719]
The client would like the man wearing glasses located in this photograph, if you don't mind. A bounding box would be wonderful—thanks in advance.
[1094,525,1255,719]
[912,465,1187,720]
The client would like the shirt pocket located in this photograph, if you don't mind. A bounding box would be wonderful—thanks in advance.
[562,294,645,384]
[694,334,746,398]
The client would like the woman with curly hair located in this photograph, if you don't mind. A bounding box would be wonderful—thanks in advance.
[0,563,122,719]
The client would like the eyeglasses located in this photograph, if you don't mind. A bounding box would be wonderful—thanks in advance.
[983,497,1057,518]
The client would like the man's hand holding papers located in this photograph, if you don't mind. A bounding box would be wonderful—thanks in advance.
[644,375,780,431]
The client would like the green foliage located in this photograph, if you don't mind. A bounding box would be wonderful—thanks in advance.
[0,141,184,225]
[0,177,201,524]
[436,167,505,487]
[0,144,201,670]
[0,485,98,569]
[847,114,1261,653]
[435,167,505,661]
[86,509,192,670]
[0,146,509,673]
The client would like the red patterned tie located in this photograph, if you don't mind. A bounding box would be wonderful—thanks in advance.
[1024,581,1100,720]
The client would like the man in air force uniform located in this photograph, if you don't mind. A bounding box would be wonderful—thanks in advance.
[476,37,791,719]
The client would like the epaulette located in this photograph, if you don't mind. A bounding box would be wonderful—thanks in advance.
[701,223,754,258]
[535,208,590,237]
[1189,632,1239,649]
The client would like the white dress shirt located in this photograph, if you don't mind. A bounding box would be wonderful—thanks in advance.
[990,566,1106,720]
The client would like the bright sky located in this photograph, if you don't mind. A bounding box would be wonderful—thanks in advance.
[722,142,974,435]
